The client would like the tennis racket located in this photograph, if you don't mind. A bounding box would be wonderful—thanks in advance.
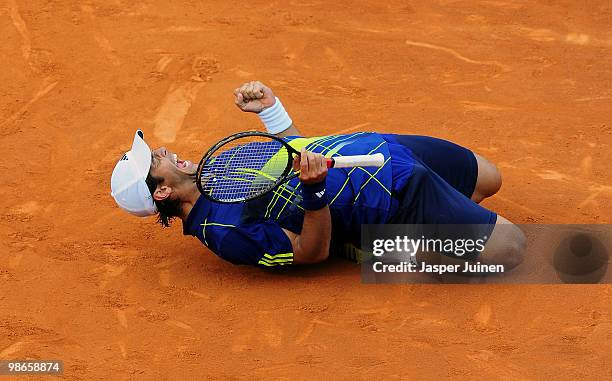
[195,131,384,203]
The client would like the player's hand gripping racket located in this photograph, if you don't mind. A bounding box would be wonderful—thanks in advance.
[195,131,384,203]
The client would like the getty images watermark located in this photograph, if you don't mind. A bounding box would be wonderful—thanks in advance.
[358,224,611,284]
[371,234,495,274]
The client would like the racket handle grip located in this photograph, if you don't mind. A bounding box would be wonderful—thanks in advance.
[327,153,385,168]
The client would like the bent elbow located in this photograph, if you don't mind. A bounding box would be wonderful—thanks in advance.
[313,249,330,263]
[296,247,330,264]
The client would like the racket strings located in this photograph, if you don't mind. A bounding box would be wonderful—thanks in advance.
[199,136,292,202]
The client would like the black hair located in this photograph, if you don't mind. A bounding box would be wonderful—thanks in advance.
[145,173,182,227]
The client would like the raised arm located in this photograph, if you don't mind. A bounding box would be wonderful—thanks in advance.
[233,81,302,137]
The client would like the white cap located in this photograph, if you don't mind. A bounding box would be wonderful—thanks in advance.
[110,130,158,217]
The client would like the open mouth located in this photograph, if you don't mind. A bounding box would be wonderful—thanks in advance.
[172,153,191,170]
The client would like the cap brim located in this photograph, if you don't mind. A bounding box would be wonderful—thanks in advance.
[130,130,152,178]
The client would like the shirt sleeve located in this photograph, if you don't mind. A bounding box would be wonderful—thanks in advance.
[217,220,295,267]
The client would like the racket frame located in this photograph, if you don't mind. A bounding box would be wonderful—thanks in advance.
[195,131,299,204]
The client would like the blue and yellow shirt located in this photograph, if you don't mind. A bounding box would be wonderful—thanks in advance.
[183,133,415,267]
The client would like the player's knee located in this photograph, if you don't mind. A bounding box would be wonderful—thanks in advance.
[487,164,502,196]
[473,155,502,202]
[480,220,526,270]
[497,224,526,270]
[508,231,526,270]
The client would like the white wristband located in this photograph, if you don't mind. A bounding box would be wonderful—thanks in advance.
[258,97,293,134]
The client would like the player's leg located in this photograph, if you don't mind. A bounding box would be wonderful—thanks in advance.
[477,215,525,269]
[472,153,502,203]
[423,215,525,273]
[383,135,501,203]
[391,162,525,269]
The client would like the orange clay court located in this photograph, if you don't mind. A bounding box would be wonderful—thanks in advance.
[1,0,610,379]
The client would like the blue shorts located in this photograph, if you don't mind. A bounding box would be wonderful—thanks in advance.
[382,134,498,227]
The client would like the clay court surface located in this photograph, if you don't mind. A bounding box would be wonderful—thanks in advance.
[1,0,611,379]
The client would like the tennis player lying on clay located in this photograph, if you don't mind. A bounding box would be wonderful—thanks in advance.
[111,81,525,268]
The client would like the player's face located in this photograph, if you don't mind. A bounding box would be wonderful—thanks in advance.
[149,147,197,179]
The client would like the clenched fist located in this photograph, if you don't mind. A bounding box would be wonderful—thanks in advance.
[233,81,276,113]
[293,149,328,185]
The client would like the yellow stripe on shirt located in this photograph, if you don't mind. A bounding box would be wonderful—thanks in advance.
[258,253,294,266]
